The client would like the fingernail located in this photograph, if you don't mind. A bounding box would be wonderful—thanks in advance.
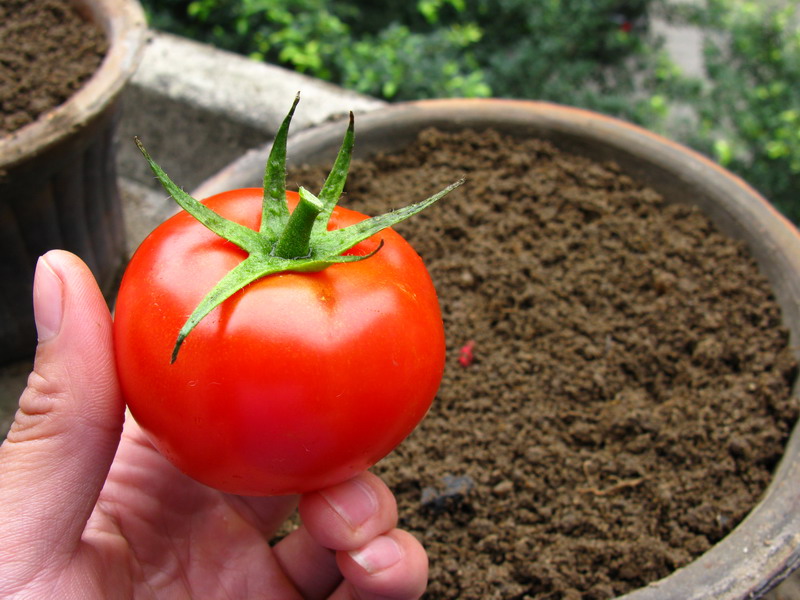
[319,477,379,529]
[33,255,64,342]
[349,535,404,574]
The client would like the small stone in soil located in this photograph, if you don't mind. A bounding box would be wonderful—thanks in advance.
[420,474,476,513]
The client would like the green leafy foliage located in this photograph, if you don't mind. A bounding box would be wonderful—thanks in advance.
[138,0,669,111]
[140,0,491,99]
[335,22,490,99]
[674,0,800,222]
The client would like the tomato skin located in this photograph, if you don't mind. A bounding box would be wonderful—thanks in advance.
[113,189,445,496]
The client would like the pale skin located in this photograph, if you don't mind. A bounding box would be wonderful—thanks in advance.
[0,250,428,600]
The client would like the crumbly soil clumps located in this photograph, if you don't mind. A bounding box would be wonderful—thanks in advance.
[1,0,107,135]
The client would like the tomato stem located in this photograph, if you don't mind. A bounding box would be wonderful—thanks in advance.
[136,94,465,362]
[273,187,324,259]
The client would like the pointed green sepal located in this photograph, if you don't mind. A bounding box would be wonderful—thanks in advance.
[170,256,275,363]
[313,111,355,235]
[136,137,263,253]
[139,95,464,362]
[260,93,299,238]
[316,178,465,257]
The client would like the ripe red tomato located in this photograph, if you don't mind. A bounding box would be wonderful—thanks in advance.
[113,189,445,496]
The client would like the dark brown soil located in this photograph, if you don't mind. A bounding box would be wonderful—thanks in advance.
[290,128,799,599]
[0,0,108,135]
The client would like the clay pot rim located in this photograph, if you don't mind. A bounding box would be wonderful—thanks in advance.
[194,97,800,599]
[0,0,148,170]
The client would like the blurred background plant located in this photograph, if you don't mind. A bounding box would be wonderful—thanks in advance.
[665,0,800,223]
[141,0,800,223]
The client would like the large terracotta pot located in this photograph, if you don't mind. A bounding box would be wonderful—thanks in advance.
[0,0,147,362]
[194,98,800,599]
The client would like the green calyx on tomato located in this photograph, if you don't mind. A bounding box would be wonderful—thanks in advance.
[136,94,464,363]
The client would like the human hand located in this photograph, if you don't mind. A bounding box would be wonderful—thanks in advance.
[0,250,427,599]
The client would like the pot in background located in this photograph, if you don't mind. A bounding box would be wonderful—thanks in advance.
[0,0,147,362]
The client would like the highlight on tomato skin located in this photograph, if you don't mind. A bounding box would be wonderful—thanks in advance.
[113,96,461,496]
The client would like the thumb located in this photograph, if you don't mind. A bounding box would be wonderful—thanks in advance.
[0,251,123,566]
